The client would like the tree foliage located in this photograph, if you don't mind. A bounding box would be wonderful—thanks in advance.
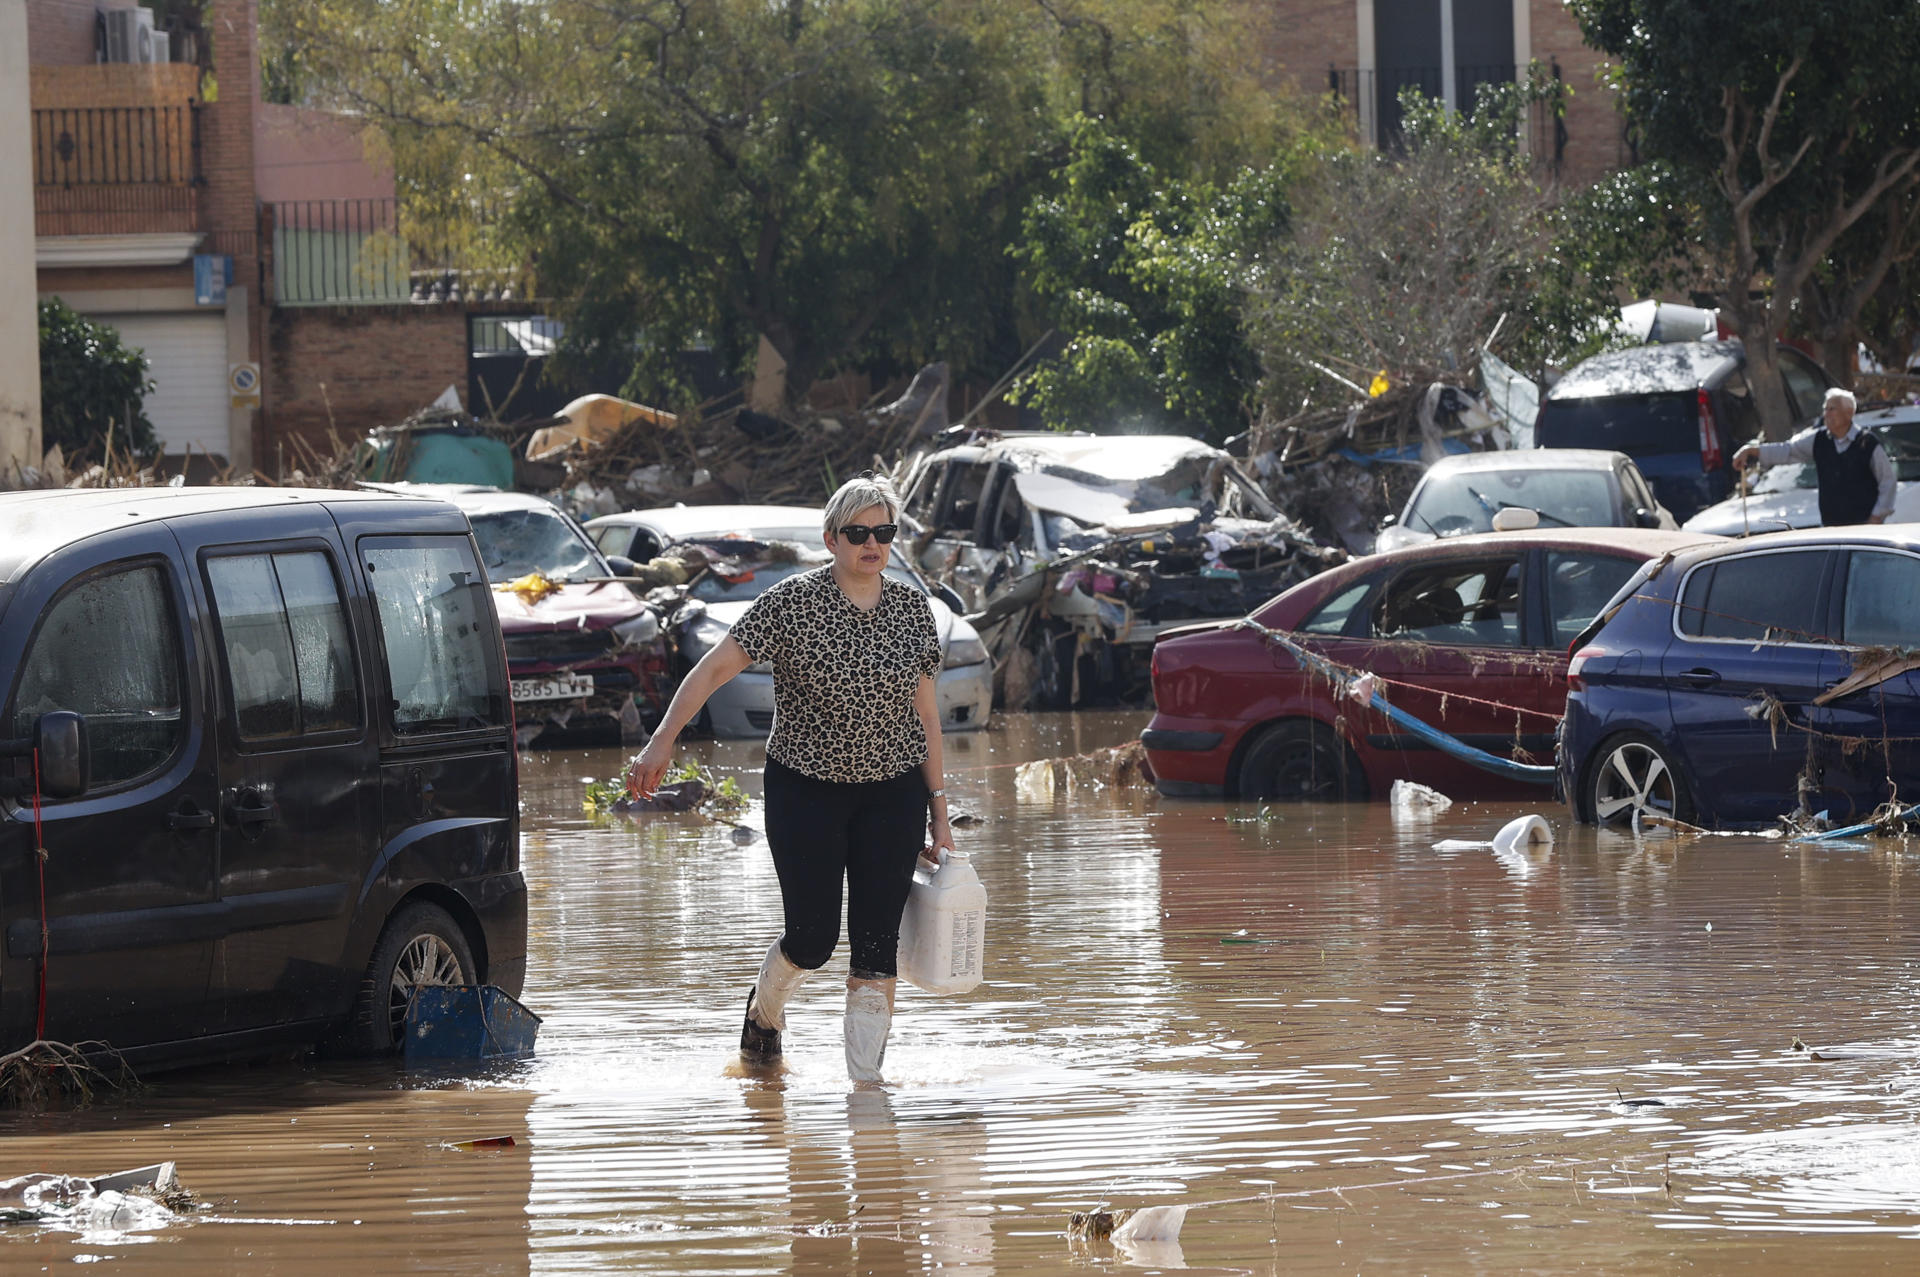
[267,0,1286,412]
[36,300,156,461]
[1571,0,1920,431]
[1008,117,1311,440]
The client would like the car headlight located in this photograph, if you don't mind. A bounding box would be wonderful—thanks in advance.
[612,612,661,648]
[943,635,989,669]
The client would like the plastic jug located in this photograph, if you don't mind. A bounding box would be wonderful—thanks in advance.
[897,852,987,994]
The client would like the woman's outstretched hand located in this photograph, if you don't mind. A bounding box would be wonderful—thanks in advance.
[626,736,675,798]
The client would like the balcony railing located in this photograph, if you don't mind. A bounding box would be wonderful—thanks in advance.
[1326,64,1563,165]
[33,105,201,187]
[32,105,203,237]
[270,199,534,306]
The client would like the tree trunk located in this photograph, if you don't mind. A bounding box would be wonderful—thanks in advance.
[1815,333,1857,390]
[1737,313,1799,441]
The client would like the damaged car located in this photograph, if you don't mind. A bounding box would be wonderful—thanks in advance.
[896,433,1339,707]
[371,485,671,747]
[1563,527,1920,829]
[1144,527,1720,801]
[585,504,994,738]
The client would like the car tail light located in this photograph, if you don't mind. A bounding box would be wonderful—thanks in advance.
[1567,644,1605,691]
[1696,389,1723,473]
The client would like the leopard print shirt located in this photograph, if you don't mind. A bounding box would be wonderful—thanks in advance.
[728,565,942,783]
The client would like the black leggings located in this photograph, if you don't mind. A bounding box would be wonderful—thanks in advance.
[763,757,929,979]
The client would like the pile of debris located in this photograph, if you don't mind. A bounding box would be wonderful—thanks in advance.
[1245,379,1509,553]
[536,365,952,517]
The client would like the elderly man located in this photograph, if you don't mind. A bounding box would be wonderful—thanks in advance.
[1732,387,1895,526]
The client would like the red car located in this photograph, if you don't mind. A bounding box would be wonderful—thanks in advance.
[1143,528,1718,801]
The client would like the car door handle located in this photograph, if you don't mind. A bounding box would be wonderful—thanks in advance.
[227,795,278,827]
[1675,668,1721,688]
[166,801,216,832]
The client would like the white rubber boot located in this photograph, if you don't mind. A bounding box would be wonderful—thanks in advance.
[742,939,810,1058]
[844,983,893,1085]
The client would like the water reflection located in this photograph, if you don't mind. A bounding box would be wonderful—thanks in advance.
[3,712,1920,1272]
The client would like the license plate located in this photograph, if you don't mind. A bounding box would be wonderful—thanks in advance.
[511,673,596,703]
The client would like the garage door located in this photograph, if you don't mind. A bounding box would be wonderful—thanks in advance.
[95,313,230,460]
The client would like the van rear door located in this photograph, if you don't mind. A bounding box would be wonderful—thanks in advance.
[353,531,516,988]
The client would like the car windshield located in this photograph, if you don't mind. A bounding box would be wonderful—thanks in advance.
[469,508,602,583]
[1879,422,1920,480]
[1404,469,1616,537]
[1536,393,1698,455]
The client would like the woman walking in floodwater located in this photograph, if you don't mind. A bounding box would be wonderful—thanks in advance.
[625,475,955,1084]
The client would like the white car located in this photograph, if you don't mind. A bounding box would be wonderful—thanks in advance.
[586,505,993,738]
[1682,405,1920,535]
[1376,448,1676,553]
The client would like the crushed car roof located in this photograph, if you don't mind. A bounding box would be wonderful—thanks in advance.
[1546,341,1742,400]
[967,432,1230,481]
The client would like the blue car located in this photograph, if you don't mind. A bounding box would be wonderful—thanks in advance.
[1560,528,1920,829]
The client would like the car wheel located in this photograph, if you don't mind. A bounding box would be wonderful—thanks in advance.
[343,902,476,1055]
[1237,721,1370,801]
[1586,733,1694,826]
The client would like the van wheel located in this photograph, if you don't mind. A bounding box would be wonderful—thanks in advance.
[1237,721,1369,801]
[344,902,476,1055]
[1586,733,1693,826]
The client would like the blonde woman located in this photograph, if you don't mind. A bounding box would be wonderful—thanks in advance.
[627,475,955,1083]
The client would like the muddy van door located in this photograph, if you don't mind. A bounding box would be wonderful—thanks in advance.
[0,540,218,1052]
[170,506,378,1035]
[350,529,518,1047]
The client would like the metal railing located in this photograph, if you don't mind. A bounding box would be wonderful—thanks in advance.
[32,105,201,188]
[270,198,534,306]
[1326,63,1561,164]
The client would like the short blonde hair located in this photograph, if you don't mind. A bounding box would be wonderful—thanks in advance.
[822,474,902,539]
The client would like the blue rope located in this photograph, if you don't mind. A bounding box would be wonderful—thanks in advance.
[1793,802,1920,843]
[1233,621,1558,786]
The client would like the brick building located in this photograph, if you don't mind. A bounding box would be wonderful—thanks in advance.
[1257,0,1628,188]
[26,0,526,477]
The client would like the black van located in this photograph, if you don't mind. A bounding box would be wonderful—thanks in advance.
[1535,340,1835,523]
[0,488,526,1066]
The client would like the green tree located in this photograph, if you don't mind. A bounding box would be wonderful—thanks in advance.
[1571,0,1920,434]
[36,300,156,462]
[265,0,1286,411]
[1518,161,1718,374]
[1009,118,1309,439]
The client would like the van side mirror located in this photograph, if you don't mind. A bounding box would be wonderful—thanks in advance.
[932,583,965,612]
[35,712,88,798]
[1635,507,1663,529]
[1380,513,1398,528]
[0,710,89,800]
[605,555,640,578]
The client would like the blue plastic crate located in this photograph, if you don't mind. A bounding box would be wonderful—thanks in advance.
[404,984,542,1061]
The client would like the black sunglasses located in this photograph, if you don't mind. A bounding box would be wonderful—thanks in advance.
[838,522,898,545]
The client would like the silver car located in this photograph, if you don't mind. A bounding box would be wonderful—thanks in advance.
[586,505,993,738]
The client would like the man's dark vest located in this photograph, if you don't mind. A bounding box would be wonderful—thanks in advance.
[1814,428,1882,526]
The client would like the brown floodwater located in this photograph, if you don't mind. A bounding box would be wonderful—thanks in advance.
[5,711,1920,1273]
